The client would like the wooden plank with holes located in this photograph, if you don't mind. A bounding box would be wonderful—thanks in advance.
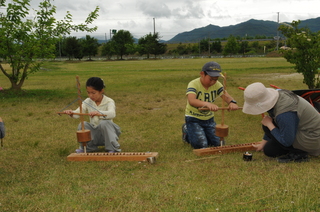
[193,143,258,156]
[67,152,159,162]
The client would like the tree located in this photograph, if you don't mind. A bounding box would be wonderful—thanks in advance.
[168,43,198,56]
[251,41,260,53]
[138,33,166,58]
[199,38,209,53]
[63,37,82,60]
[239,40,249,55]
[81,35,99,60]
[189,43,200,54]
[0,0,99,91]
[279,21,320,89]
[175,43,188,55]
[101,41,116,60]
[148,32,167,58]
[125,43,138,56]
[111,30,134,60]
[138,33,155,58]
[210,39,222,54]
[222,35,240,56]
[55,37,64,58]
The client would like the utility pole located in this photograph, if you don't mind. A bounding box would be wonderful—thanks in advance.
[153,18,155,35]
[276,12,280,51]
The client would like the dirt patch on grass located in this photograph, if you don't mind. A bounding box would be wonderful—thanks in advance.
[273,73,303,79]
[249,73,303,79]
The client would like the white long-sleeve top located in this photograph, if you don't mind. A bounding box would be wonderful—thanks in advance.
[72,95,116,126]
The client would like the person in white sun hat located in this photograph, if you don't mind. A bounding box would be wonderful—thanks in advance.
[243,82,320,163]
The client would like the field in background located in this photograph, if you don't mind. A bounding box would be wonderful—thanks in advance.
[0,57,319,211]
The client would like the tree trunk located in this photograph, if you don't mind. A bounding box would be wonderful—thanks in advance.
[9,79,23,91]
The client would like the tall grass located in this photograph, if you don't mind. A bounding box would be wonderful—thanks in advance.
[0,58,319,212]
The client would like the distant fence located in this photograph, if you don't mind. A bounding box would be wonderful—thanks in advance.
[49,54,266,61]
[0,54,267,63]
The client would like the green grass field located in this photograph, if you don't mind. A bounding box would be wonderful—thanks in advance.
[0,57,319,211]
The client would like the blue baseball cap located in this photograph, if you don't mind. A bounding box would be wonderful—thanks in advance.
[202,61,222,77]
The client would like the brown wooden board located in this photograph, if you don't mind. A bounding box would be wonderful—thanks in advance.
[193,143,258,156]
[67,152,159,162]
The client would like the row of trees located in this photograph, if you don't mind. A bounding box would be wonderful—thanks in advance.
[56,35,99,60]
[55,31,167,60]
[56,34,280,60]
[169,36,284,56]
[101,31,166,60]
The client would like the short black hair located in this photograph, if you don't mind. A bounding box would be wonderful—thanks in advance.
[86,77,105,91]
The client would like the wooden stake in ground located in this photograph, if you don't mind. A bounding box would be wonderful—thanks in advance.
[215,73,229,146]
[75,76,91,154]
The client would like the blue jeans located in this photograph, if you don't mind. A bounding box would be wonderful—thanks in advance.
[185,116,220,149]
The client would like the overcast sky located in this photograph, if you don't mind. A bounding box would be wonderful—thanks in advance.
[25,0,320,40]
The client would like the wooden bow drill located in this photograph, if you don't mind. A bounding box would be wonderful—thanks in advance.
[215,73,229,146]
[57,76,98,153]
[75,76,91,153]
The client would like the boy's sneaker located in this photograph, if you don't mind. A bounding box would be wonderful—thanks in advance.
[75,148,84,153]
[277,153,309,163]
[182,123,188,143]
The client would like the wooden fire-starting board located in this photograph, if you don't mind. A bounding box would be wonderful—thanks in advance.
[193,142,258,156]
[67,152,159,162]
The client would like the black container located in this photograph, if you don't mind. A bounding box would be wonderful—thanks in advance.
[243,152,253,161]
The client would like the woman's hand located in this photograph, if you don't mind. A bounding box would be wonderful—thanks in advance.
[252,140,267,151]
[261,116,275,130]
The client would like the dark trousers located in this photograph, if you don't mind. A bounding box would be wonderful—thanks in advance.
[262,125,307,157]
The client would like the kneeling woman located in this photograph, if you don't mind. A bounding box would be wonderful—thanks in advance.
[64,77,121,153]
[243,82,320,163]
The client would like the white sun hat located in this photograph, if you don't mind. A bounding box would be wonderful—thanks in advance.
[243,82,279,115]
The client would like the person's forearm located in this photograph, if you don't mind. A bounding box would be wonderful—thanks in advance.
[221,92,236,104]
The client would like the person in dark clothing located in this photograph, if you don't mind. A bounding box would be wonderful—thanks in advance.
[243,82,320,163]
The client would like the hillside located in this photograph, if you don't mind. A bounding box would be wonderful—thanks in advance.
[166,17,320,43]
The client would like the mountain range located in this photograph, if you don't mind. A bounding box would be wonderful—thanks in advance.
[165,17,320,43]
